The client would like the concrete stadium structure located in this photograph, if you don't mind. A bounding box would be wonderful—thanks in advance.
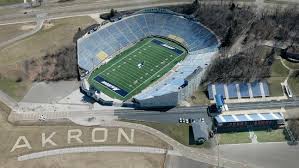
[78,8,219,108]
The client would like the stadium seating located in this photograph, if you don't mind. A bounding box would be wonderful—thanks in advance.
[207,81,270,100]
[77,9,219,100]
[78,12,219,71]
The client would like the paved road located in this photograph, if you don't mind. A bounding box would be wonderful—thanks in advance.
[1,0,298,25]
[115,99,299,123]
[7,99,299,124]
[0,0,193,24]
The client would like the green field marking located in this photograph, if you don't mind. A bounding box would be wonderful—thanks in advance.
[99,40,152,75]
[88,37,187,100]
[127,50,184,96]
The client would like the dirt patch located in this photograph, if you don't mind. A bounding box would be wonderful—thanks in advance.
[20,24,36,31]
[42,21,55,30]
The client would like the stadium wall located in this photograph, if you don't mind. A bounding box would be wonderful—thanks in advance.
[178,65,205,103]
[136,92,178,108]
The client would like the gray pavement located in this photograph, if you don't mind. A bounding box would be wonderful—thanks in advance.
[220,142,299,168]
[115,99,299,124]
[22,81,79,103]
[165,155,213,168]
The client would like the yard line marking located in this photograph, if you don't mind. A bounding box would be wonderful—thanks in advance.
[92,38,185,99]
[127,50,184,96]
[99,39,152,75]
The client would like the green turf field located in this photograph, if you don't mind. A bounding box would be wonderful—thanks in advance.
[88,37,187,100]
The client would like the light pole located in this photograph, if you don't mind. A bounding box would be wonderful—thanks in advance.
[215,128,220,168]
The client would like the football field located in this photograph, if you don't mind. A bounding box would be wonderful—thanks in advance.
[88,37,187,100]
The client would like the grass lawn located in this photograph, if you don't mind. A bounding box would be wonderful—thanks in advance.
[254,129,286,142]
[88,37,187,100]
[0,77,31,101]
[0,16,96,66]
[0,109,170,159]
[122,120,215,148]
[0,22,35,44]
[0,0,22,5]
[125,120,190,146]
[288,71,299,96]
[267,59,289,96]
[0,16,96,101]
[188,86,210,105]
[271,59,289,77]
[218,131,251,144]
[267,77,284,96]
[282,60,299,70]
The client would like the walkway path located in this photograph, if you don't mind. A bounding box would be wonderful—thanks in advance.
[0,90,17,110]
[0,13,46,48]
[88,120,250,168]
[11,118,250,167]
[18,146,181,161]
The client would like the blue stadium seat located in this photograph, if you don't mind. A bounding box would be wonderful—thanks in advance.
[251,81,262,97]
[227,83,238,98]
[239,83,250,98]
[215,84,226,98]
[77,12,220,100]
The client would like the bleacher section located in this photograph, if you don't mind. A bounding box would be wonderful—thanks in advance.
[78,9,219,103]
[77,12,219,72]
[208,81,270,100]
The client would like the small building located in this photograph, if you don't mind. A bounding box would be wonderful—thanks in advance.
[215,112,284,132]
[192,121,210,144]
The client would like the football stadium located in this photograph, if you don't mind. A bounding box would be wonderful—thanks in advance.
[78,8,219,107]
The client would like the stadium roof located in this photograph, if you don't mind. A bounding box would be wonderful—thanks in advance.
[208,80,270,100]
[192,121,209,141]
[215,112,284,124]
